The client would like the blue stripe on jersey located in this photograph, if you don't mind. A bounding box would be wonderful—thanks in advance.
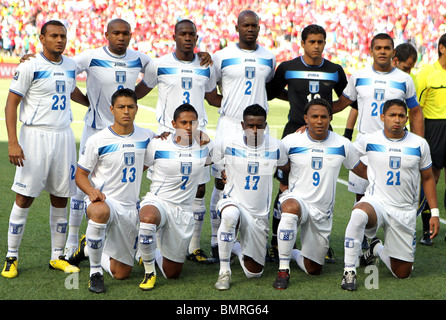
[389,80,406,92]
[158,67,179,76]
[326,146,345,156]
[285,71,339,82]
[355,78,373,87]
[288,147,310,154]
[258,58,274,68]
[98,143,120,156]
[405,95,419,109]
[66,70,76,79]
[224,147,280,159]
[194,68,210,77]
[90,58,142,68]
[403,146,421,157]
[366,143,386,153]
[221,58,242,69]
[135,138,151,149]
[155,147,208,160]
[33,71,52,80]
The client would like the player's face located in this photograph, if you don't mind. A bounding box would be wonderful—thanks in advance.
[393,56,416,74]
[304,104,332,140]
[242,115,267,146]
[172,111,199,144]
[236,14,260,48]
[40,25,67,58]
[301,33,325,62]
[110,96,138,129]
[381,104,407,138]
[371,39,394,71]
[174,23,198,56]
[106,22,132,55]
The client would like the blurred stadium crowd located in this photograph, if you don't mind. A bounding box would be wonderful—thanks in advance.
[1,0,445,73]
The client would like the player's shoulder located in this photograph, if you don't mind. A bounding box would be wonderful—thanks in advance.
[133,125,156,139]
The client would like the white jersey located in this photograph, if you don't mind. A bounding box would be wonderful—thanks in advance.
[213,133,287,218]
[75,47,152,129]
[9,52,76,129]
[144,135,212,211]
[342,66,419,135]
[212,43,276,120]
[283,130,360,216]
[141,52,216,130]
[78,125,155,208]
[354,130,432,211]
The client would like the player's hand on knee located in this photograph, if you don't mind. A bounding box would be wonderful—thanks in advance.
[88,189,106,203]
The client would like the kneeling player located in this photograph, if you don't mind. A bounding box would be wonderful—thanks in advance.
[138,104,212,290]
[341,99,440,291]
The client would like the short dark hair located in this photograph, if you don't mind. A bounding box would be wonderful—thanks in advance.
[173,103,198,121]
[41,20,66,35]
[304,98,332,116]
[301,24,326,42]
[371,33,394,49]
[394,43,417,62]
[174,19,196,34]
[243,104,267,121]
[438,33,446,58]
[111,88,137,106]
[382,99,407,114]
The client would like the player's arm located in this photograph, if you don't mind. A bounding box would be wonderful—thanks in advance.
[205,88,222,108]
[420,167,440,239]
[135,81,153,99]
[408,105,424,137]
[197,52,213,67]
[71,87,89,107]
[75,166,106,203]
[351,161,367,180]
[332,95,354,114]
[343,107,358,140]
[5,91,25,167]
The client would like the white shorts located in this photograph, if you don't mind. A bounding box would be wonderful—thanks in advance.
[217,197,269,267]
[140,193,195,263]
[279,191,333,265]
[12,125,77,198]
[86,198,140,266]
[359,196,417,262]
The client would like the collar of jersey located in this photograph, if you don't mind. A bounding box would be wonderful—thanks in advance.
[381,129,408,142]
[103,46,127,59]
[236,43,259,53]
[108,126,134,138]
[172,52,196,64]
[306,129,330,143]
[300,56,325,68]
[371,65,396,75]
[40,52,64,65]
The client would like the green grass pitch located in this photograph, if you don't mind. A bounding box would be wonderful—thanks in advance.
[0,79,445,304]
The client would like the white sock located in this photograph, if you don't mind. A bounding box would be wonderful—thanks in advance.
[101,253,113,278]
[154,248,165,278]
[217,206,240,275]
[374,242,397,277]
[344,208,368,272]
[277,213,299,271]
[291,248,308,274]
[86,220,107,276]
[139,222,157,275]
[49,206,68,260]
[210,186,223,248]
[189,197,206,253]
[6,203,29,259]
[66,193,85,248]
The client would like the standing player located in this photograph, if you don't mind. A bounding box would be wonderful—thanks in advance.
[212,104,287,290]
[266,24,351,262]
[2,20,79,278]
[72,88,155,293]
[64,19,154,256]
[136,19,220,264]
[272,99,367,290]
[137,104,212,291]
[332,33,424,212]
[341,99,439,291]
[209,10,276,261]
[416,33,446,242]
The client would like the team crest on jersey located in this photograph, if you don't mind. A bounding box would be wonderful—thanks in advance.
[247,161,259,175]
[245,66,256,79]
[309,81,320,94]
[311,157,323,170]
[124,152,135,166]
[182,77,193,90]
[115,71,126,84]
[56,80,66,94]
[181,162,192,175]
[389,156,401,169]
[374,89,385,101]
